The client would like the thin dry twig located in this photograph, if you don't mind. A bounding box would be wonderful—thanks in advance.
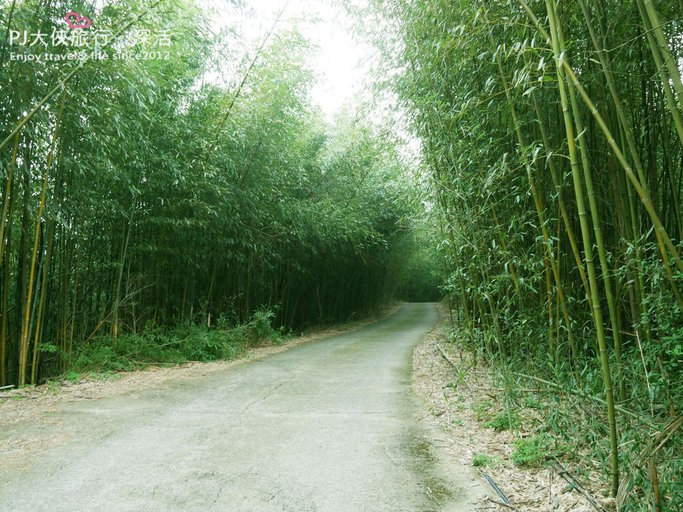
[552,460,607,512]
[487,496,517,510]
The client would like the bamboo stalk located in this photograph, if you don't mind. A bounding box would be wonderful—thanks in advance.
[0,134,19,267]
[530,92,590,301]
[17,93,65,385]
[639,0,683,118]
[543,0,619,494]
[519,0,683,275]
[30,216,55,384]
[560,22,625,400]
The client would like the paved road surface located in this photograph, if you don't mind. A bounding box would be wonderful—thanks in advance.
[0,303,482,511]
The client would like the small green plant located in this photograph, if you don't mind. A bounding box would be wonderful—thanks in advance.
[512,436,546,467]
[511,434,567,468]
[245,308,278,346]
[475,399,493,420]
[472,453,500,468]
[485,412,520,431]
[63,371,82,383]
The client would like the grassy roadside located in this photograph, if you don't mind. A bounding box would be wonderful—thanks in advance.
[2,303,401,402]
[53,308,284,384]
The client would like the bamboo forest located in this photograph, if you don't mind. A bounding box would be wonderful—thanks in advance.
[1,0,682,511]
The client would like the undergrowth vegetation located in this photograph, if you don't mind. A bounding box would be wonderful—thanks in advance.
[63,308,283,376]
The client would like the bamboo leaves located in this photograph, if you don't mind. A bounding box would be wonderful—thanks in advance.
[368,0,683,507]
[1,0,421,387]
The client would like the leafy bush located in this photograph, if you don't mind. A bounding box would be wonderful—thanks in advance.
[67,308,281,377]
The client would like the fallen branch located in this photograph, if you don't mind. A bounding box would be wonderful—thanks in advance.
[512,372,658,430]
[0,385,15,390]
[552,460,607,512]
[481,470,513,507]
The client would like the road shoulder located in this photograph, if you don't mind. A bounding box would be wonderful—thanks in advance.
[411,308,609,512]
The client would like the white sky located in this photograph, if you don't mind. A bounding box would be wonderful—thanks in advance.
[200,0,372,120]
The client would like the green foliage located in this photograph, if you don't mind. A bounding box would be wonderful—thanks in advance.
[0,0,430,389]
[69,309,281,374]
[472,453,500,468]
[360,0,683,507]
[485,412,520,432]
[63,371,82,384]
[512,434,554,468]
[474,399,493,421]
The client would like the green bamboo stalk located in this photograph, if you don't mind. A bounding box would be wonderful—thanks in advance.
[112,213,133,339]
[519,0,683,275]
[491,206,522,301]
[17,92,65,385]
[1,225,10,386]
[639,0,683,117]
[0,135,19,265]
[559,16,625,401]
[578,0,654,188]
[579,0,683,312]
[635,0,683,148]
[544,0,619,495]
[530,92,590,300]
[30,216,54,384]
[0,135,17,384]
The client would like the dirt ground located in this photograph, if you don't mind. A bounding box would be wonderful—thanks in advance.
[411,309,615,512]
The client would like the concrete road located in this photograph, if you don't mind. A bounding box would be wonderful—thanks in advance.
[0,303,481,511]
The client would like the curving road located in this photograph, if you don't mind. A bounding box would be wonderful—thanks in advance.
[0,303,482,511]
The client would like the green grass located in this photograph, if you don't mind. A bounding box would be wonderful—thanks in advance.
[472,453,500,468]
[511,433,569,468]
[64,309,282,381]
[63,371,82,383]
[485,411,520,431]
[474,399,493,420]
